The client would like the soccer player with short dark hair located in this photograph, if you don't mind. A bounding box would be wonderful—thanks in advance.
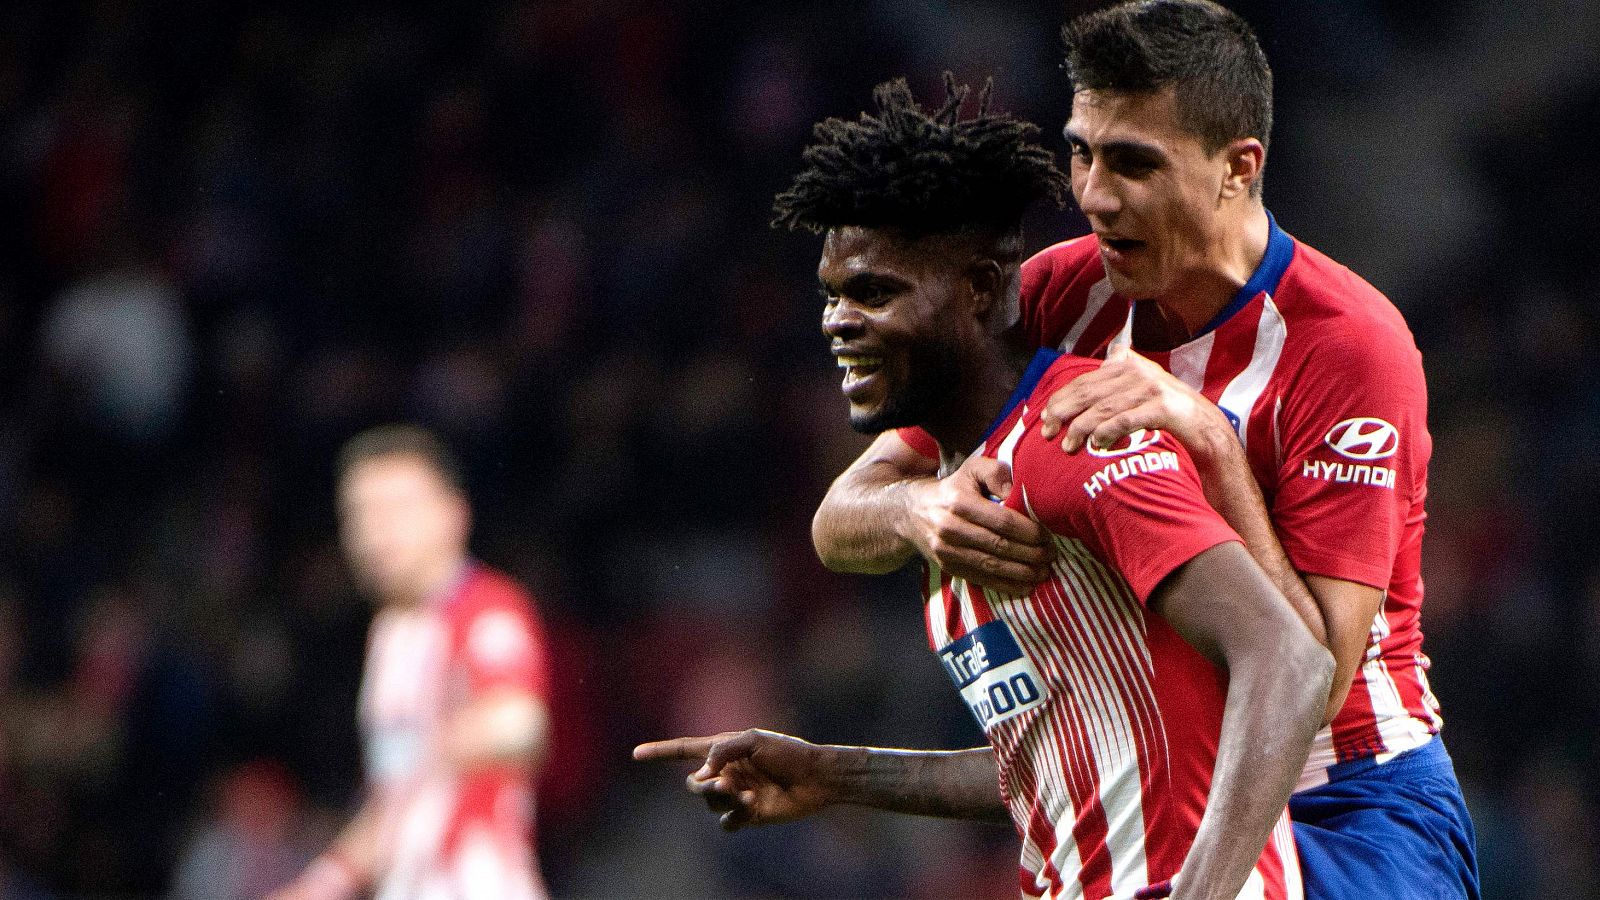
[808,2,1479,898]
[641,75,1333,900]
[272,425,552,900]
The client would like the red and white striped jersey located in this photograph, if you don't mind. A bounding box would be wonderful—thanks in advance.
[922,350,1303,900]
[1013,214,1441,788]
[360,562,551,900]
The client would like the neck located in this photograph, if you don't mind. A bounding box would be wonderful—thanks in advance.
[391,554,468,608]
[1155,202,1270,339]
[924,339,1034,473]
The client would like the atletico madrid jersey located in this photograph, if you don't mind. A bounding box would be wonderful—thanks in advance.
[923,350,1304,900]
[1014,213,1441,788]
[359,562,551,900]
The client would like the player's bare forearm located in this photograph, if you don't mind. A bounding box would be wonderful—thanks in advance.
[1187,424,1326,647]
[635,730,1008,828]
[445,692,549,772]
[1154,543,1333,900]
[826,745,1010,823]
[269,802,378,900]
[1183,423,1360,725]
[812,431,935,574]
[814,432,1052,594]
[1178,645,1329,900]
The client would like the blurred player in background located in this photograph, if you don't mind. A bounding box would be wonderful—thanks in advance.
[810,3,1478,898]
[641,76,1332,900]
[271,425,551,900]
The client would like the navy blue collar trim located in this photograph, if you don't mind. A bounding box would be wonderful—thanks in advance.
[982,348,1061,443]
[1194,211,1295,338]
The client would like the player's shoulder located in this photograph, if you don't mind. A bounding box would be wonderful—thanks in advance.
[1031,352,1100,397]
[453,563,540,621]
[1022,234,1101,298]
[1010,356,1193,500]
[1274,236,1423,385]
[1023,233,1100,275]
[1279,238,1414,349]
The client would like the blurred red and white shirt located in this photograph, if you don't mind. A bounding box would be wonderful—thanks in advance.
[360,562,551,900]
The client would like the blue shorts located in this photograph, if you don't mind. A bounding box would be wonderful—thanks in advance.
[1290,738,1480,900]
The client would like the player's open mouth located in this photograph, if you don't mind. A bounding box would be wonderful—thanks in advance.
[837,354,884,392]
[1097,235,1145,270]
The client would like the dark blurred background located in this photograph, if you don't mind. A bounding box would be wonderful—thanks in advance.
[0,1,1594,897]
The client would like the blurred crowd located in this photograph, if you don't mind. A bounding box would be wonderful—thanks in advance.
[0,1,1594,897]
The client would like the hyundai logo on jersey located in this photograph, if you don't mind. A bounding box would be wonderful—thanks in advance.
[1085,428,1163,458]
[1324,417,1399,460]
[937,620,1048,729]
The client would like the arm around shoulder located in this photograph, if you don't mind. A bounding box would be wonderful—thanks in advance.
[812,429,936,574]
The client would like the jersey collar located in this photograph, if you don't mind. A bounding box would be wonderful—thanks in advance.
[981,348,1061,444]
[1193,210,1294,339]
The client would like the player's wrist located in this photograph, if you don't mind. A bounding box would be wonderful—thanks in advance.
[1184,412,1244,470]
[891,476,936,548]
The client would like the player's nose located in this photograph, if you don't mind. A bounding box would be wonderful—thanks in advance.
[821,299,864,338]
[1075,162,1121,220]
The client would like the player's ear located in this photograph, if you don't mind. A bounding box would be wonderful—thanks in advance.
[1219,137,1264,200]
[965,257,1004,321]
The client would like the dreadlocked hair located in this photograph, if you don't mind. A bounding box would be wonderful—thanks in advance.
[772,74,1069,246]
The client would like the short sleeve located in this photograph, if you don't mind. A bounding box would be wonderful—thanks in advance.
[1015,428,1241,605]
[896,427,940,460]
[1270,326,1428,590]
[459,592,551,701]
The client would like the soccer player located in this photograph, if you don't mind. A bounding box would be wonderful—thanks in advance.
[271,426,551,900]
[808,3,1479,898]
[639,76,1333,900]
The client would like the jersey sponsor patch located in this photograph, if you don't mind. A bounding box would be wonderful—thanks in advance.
[936,620,1047,729]
[1085,428,1162,457]
[1082,449,1183,499]
[1324,417,1398,460]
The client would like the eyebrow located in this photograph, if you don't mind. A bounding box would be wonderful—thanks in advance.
[1061,127,1168,161]
[818,271,907,294]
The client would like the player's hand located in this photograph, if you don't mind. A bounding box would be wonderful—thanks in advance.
[901,455,1050,595]
[1039,344,1230,456]
[633,729,838,831]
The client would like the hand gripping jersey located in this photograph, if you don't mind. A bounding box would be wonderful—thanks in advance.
[909,214,1442,790]
[924,350,1303,900]
[360,563,551,900]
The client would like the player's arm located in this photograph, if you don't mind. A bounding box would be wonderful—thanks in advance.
[1150,542,1334,900]
[634,730,1008,829]
[812,429,1051,595]
[267,801,381,900]
[444,687,550,770]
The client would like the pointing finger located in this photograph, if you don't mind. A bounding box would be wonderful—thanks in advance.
[633,733,735,763]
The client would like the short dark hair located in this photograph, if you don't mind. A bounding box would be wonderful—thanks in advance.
[772,74,1069,251]
[1063,1,1272,158]
[336,424,466,494]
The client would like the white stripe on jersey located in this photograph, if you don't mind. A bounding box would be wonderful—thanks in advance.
[956,580,980,634]
[1362,605,1411,727]
[1168,330,1215,391]
[1216,295,1287,453]
[1274,813,1305,900]
[995,592,1082,897]
[1050,540,1155,895]
[1060,275,1116,354]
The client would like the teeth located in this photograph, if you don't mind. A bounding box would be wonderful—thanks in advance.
[836,355,884,368]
